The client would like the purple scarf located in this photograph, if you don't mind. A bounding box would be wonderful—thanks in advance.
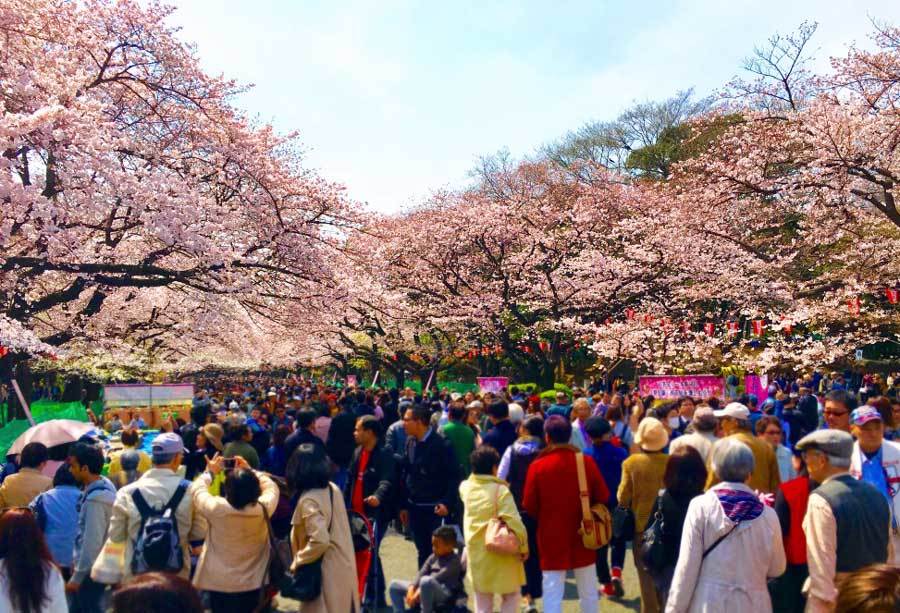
[715,488,763,522]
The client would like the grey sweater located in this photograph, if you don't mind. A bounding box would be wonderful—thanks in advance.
[72,476,116,584]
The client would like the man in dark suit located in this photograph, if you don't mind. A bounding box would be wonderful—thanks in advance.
[398,404,461,567]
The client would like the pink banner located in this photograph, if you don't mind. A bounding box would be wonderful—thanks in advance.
[345,375,358,387]
[639,375,724,400]
[744,374,768,401]
[477,377,509,394]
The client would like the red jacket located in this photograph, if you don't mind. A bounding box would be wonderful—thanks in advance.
[523,445,609,571]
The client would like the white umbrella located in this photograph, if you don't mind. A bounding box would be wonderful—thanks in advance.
[7,420,96,456]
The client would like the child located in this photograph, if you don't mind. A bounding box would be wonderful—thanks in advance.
[389,525,464,612]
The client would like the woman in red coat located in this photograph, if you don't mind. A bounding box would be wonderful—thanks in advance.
[523,415,609,613]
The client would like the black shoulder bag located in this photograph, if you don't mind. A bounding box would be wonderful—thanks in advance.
[279,486,334,602]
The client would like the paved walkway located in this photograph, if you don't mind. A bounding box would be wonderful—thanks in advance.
[276,531,642,612]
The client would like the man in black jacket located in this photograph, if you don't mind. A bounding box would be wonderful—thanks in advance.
[398,404,461,567]
[326,399,357,490]
[344,416,396,607]
[284,409,325,461]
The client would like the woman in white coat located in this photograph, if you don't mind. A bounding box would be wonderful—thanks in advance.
[666,438,785,613]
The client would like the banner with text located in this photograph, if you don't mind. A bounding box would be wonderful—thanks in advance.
[477,377,509,394]
[638,375,724,400]
[744,374,769,402]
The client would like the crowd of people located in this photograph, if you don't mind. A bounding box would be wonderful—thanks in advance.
[0,370,897,612]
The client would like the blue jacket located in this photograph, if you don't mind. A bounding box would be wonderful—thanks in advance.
[30,485,81,568]
[589,442,628,508]
[481,420,517,458]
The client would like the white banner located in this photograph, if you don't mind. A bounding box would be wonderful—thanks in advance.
[103,384,194,408]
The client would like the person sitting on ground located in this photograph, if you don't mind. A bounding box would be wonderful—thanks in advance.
[106,413,124,434]
[108,429,152,479]
[223,424,260,469]
[389,525,465,613]
[0,442,52,509]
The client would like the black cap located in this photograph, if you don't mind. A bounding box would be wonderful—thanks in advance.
[585,416,611,438]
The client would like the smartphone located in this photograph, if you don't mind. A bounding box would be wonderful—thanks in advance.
[224,458,236,471]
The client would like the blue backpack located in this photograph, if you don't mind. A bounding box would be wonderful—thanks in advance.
[130,481,190,575]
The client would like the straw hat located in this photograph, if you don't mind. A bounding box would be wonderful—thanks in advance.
[201,423,225,452]
[634,417,669,452]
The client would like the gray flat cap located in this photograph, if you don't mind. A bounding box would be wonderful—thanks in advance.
[795,429,854,460]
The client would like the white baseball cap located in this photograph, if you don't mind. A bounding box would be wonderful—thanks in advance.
[713,402,750,420]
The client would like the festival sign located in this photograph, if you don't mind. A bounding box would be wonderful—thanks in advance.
[477,377,509,394]
[744,374,769,401]
[346,374,358,387]
[638,375,724,400]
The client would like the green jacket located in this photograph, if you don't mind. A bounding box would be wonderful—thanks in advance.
[442,421,475,477]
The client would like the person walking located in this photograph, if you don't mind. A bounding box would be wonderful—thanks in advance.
[98,433,205,583]
[344,415,396,609]
[584,416,628,598]
[192,455,279,612]
[68,442,117,613]
[666,439,786,613]
[325,398,357,489]
[0,508,67,613]
[497,415,544,613]
[523,415,608,613]
[29,464,82,576]
[109,450,144,490]
[223,425,260,469]
[460,446,528,613]
[0,442,52,509]
[107,430,151,479]
[288,442,359,613]
[441,401,476,477]
[755,416,797,483]
[399,405,461,567]
[668,406,718,463]
[848,405,900,562]
[481,400,518,458]
[618,417,669,613]
[798,430,892,613]
[707,403,780,494]
[645,447,707,606]
[769,464,815,613]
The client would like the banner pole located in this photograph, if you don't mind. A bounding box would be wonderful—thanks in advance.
[11,379,35,426]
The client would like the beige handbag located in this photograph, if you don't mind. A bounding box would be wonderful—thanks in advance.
[484,484,520,555]
[575,452,612,550]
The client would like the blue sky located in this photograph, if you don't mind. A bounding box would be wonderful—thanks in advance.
[169,1,900,212]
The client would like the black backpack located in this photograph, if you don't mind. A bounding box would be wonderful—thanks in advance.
[131,481,190,575]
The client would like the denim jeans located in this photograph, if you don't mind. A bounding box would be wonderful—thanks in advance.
[72,577,106,613]
[389,576,451,613]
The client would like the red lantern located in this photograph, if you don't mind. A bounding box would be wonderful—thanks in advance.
[538,341,548,351]
[887,289,899,305]
[704,323,715,336]
[848,297,861,316]
[727,321,739,336]
[681,321,690,334]
[751,320,765,336]
[781,317,793,335]
[0,346,7,358]
[643,314,654,325]
[625,308,635,321]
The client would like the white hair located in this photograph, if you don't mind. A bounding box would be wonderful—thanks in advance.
[711,438,755,483]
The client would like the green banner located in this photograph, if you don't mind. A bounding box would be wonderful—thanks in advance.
[0,400,90,459]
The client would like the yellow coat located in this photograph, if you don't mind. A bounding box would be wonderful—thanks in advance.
[459,474,528,595]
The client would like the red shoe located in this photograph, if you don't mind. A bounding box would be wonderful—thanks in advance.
[601,583,616,597]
